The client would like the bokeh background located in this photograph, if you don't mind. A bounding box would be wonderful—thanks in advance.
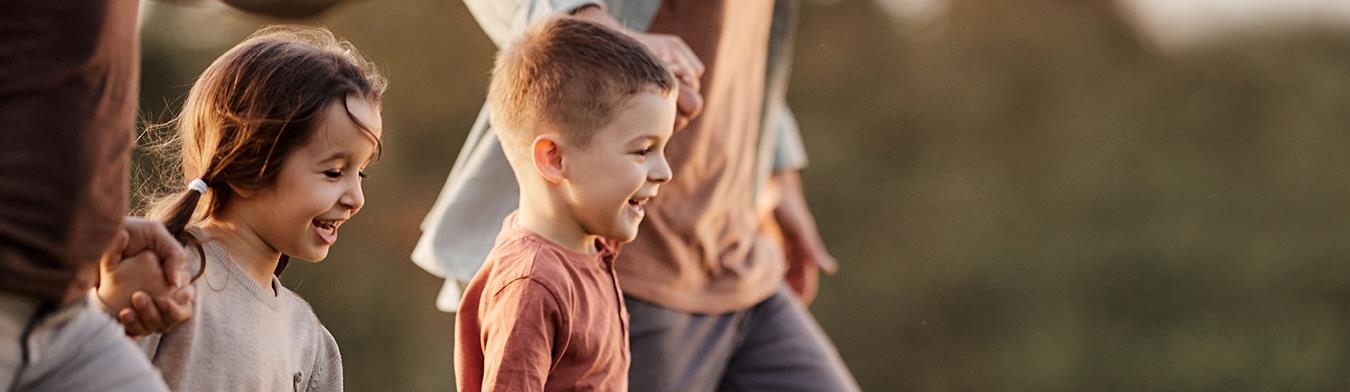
[136,0,1350,390]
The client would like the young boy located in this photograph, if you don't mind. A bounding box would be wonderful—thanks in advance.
[454,16,677,391]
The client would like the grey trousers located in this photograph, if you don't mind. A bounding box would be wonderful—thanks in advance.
[1,292,167,392]
[626,286,860,392]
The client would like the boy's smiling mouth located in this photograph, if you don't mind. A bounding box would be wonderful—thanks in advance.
[627,194,655,215]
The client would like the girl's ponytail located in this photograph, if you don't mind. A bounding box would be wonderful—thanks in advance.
[163,178,209,240]
[166,178,291,277]
[161,178,210,281]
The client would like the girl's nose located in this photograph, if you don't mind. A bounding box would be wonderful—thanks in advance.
[341,181,365,212]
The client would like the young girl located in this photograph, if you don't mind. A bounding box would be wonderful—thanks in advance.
[98,25,385,391]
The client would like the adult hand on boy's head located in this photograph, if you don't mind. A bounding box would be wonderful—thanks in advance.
[571,5,705,130]
[572,5,706,82]
[628,32,705,125]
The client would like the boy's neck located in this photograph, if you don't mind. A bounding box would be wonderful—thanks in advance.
[516,199,599,254]
[198,219,282,294]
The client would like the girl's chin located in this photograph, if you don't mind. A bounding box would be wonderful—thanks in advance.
[289,249,330,263]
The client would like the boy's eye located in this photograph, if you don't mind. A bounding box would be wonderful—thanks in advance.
[323,170,342,179]
[633,147,652,156]
[358,171,368,179]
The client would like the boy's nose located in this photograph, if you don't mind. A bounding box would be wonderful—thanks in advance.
[650,153,673,184]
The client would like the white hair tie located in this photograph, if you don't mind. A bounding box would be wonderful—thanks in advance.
[188,178,209,194]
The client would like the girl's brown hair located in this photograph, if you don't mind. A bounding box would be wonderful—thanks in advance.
[143,25,385,276]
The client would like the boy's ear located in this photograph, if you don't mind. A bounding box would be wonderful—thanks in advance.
[531,135,565,184]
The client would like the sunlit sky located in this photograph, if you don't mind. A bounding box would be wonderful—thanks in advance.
[874,0,1350,48]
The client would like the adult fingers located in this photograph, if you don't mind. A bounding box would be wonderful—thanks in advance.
[786,262,820,305]
[100,229,131,271]
[676,82,704,124]
[122,217,188,287]
[665,36,704,80]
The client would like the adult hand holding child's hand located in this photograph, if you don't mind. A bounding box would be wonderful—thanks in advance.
[96,217,196,336]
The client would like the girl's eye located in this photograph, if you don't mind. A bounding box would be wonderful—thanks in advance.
[358,171,368,179]
[633,147,652,157]
[323,170,342,179]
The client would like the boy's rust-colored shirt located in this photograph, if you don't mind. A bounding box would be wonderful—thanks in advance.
[456,213,629,392]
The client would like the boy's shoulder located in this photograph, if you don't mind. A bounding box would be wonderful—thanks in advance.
[479,229,580,298]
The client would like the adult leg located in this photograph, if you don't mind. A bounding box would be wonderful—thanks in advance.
[626,296,743,392]
[717,287,859,392]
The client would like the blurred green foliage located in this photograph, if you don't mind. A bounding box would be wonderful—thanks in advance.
[136,0,1350,390]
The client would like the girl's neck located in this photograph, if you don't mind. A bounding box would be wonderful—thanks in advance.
[516,200,598,254]
[199,219,282,294]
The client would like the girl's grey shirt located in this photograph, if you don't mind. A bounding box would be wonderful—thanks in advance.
[138,238,343,392]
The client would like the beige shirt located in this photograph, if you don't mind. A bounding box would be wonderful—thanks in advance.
[615,0,785,314]
[138,237,342,391]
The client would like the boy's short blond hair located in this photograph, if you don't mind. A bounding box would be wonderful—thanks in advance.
[488,16,676,153]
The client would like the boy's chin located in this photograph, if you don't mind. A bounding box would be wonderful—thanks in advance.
[610,228,639,244]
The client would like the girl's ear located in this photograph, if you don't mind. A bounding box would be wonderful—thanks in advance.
[227,182,257,198]
[532,134,565,184]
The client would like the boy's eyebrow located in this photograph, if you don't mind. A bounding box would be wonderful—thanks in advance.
[628,133,664,145]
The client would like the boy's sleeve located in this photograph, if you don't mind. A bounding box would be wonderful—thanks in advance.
[480,278,567,391]
[463,0,605,48]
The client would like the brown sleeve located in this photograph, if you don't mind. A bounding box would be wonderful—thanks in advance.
[480,278,567,391]
[0,1,136,302]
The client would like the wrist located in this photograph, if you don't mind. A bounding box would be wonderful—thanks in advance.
[89,287,118,317]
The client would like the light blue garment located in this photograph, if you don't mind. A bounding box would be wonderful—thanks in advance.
[413,0,810,311]
[1,293,169,392]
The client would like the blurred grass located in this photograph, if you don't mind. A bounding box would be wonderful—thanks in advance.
[136,0,1350,390]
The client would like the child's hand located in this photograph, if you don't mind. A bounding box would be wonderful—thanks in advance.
[118,286,195,337]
